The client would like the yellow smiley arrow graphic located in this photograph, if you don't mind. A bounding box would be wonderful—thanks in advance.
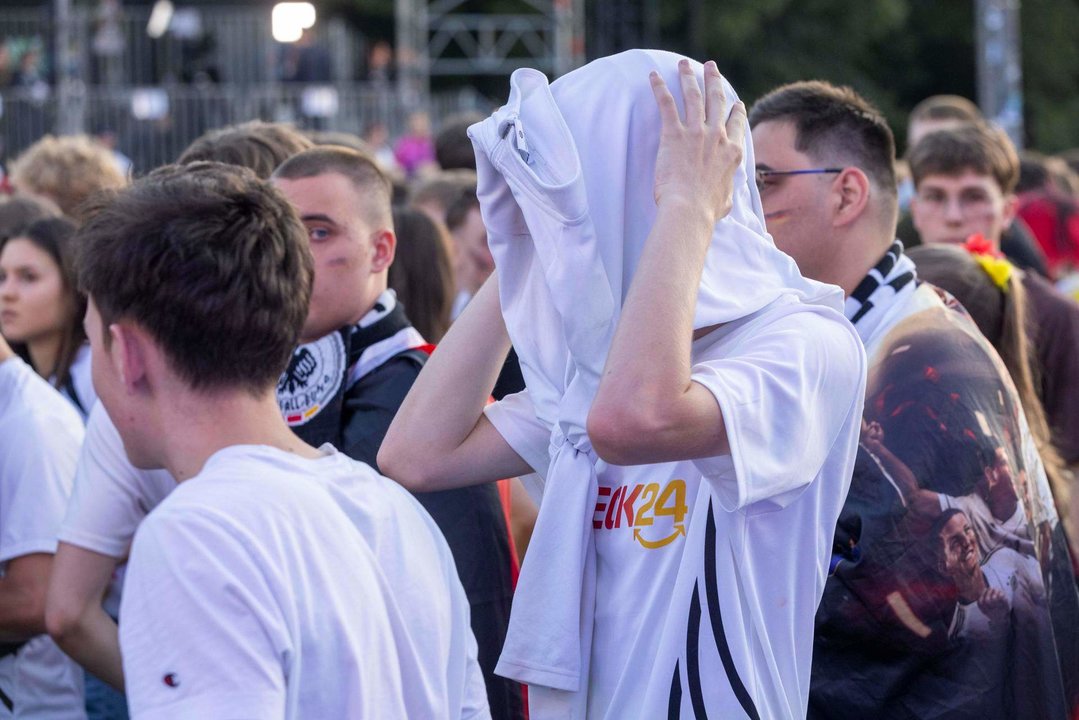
[633,524,686,549]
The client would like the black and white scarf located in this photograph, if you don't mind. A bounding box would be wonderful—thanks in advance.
[843,240,918,340]
[277,290,424,446]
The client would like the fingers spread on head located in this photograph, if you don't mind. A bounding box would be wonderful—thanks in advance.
[678,58,704,127]
[649,70,681,130]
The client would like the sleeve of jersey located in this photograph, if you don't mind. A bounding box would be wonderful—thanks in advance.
[0,394,82,565]
[483,389,552,480]
[119,509,288,719]
[689,310,866,513]
[58,403,165,557]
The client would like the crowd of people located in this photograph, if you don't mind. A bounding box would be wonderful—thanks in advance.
[0,49,1076,719]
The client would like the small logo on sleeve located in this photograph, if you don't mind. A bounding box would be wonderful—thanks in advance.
[163,673,180,688]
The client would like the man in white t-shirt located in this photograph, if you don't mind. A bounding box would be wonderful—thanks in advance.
[380,54,865,719]
[0,334,86,719]
[70,162,487,718]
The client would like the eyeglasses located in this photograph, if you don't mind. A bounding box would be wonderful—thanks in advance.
[755,167,844,193]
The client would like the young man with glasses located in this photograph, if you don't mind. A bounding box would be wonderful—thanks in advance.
[908,123,1079,468]
[750,81,1079,720]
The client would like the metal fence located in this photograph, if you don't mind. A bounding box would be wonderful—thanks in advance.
[0,82,492,174]
[0,4,361,86]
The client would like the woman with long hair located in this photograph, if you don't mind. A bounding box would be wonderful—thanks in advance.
[0,216,94,417]
[389,206,455,343]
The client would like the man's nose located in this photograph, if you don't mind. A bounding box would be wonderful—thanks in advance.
[943,196,965,223]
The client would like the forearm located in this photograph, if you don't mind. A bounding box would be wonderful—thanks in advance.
[589,201,729,463]
[380,274,528,488]
[0,553,52,642]
[52,605,124,690]
[45,543,126,689]
[0,578,47,642]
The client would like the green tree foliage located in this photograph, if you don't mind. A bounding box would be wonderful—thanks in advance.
[1021,0,1079,152]
[652,0,1078,152]
[333,0,1079,151]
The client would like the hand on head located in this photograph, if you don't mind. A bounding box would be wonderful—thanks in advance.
[649,59,747,225]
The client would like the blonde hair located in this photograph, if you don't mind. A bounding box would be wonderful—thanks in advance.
[10,135,128,220]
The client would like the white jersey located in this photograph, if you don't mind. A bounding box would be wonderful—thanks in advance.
[60,402,174,559]
[486,299,865,719]
[59,402,174,617]
[120,444,488,720]
[0,357,87,720]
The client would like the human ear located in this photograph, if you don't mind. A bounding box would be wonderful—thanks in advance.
[371,229,397,274]
[833,168,871,228]
[109,323,148,394]
[1000,193,1019,231]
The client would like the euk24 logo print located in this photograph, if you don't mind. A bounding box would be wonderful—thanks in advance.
[593,479,689,549]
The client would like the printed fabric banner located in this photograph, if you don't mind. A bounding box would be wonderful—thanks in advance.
[810,283,1079,720]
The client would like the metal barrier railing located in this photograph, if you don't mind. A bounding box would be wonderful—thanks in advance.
[0,82,492,174]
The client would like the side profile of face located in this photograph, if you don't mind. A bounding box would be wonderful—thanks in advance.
[939,511,980,580]
[750,120,841,284]
[273,172,394,342]
[910,169,1017,250]
[0,237,68,347]
[451,205,494,296]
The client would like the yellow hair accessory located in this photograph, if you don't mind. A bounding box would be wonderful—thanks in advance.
[972,253,1013,292]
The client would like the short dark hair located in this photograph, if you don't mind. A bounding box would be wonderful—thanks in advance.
[179,121,314,179]
[434,112,484,170]
[749,81,898,198]
[389,207,454,343]
[0,216,84,388]
[273,145,392,227]
[77,163,313,394]
[908,95,982,126]
[907,123,1019,193]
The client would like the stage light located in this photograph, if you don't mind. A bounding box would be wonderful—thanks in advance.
[272,3,317,43]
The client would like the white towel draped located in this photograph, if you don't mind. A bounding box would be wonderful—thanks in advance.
[468,49,843,694]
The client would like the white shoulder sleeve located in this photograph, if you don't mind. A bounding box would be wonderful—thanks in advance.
[0,361,83,565]
[59,403,175,557]
[690,307,866,511]
[484,389,552,482]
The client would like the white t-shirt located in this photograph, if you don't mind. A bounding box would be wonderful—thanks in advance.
[120,444,488,720]
[486,300,865,719]
[950,546,1046,640]
[0,357,87,720]
[59,403,175,617]
[49,344,97,422]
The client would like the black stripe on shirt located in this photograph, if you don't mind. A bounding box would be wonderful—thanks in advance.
[705,500,761,720]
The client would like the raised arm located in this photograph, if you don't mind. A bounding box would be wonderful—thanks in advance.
[587,60,746,466]
[378,275,533,491]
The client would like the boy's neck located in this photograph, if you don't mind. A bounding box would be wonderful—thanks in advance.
[158,388,321,483]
